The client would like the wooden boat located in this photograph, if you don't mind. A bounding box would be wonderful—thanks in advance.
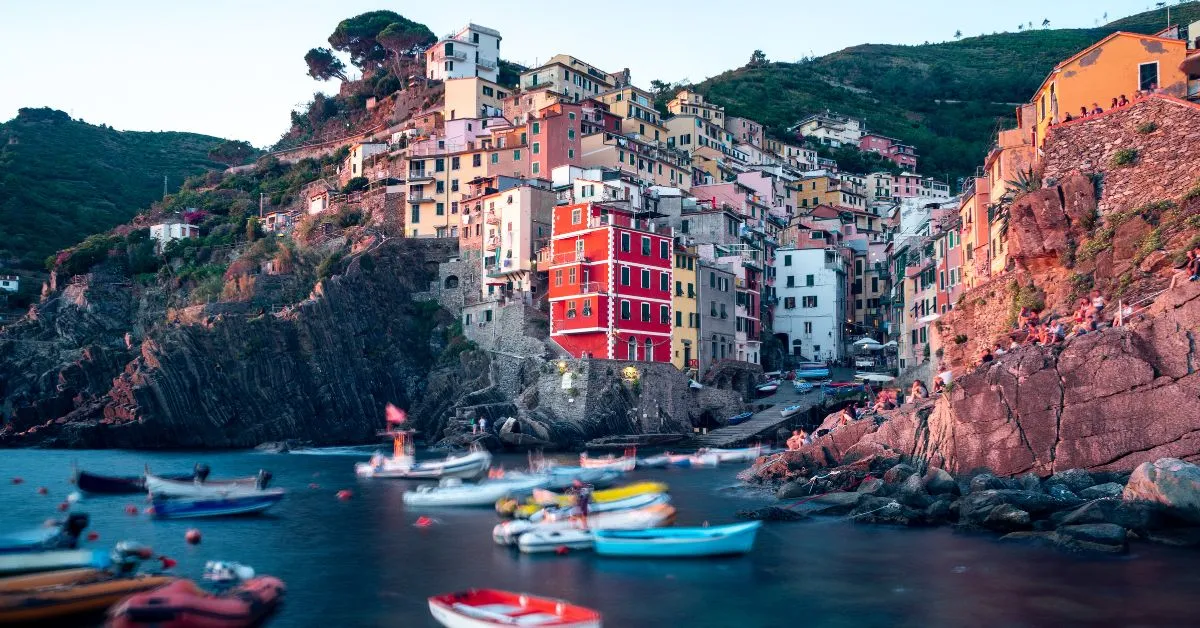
[404,475,548,508]
[795,368,830,379]
[0,543,173,623]
[0,514,89,554]
[780,404,805,419]
[726,412,754,426]
[0,549,109,577]
[532,492,670,523]
[699,445,762,464]
[150,490,285,519]
[108,562,285,628]
[355,430,492,479]
[492,504,677,546]
[593,521,762,558]
[578,453,635,472]
[517,529,595,554]
[428,589,601,628]
[144,472,266,499]
[822,382,866,396]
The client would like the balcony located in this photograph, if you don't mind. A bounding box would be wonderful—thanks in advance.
[486,212,500,225]
[551,251,590,265]
[430,50,467,62]
[476,57,498,70]
[587,213,672,236]
[408,170,434,182]
[409,195,437,204]
[485,236,499,251]
[578,281,605,296]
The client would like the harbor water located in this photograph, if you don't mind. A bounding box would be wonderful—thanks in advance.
[3,448,1200,627]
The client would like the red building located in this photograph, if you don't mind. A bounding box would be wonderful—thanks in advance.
[548,202,673,362]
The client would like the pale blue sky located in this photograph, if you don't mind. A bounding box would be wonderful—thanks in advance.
[0,0,1181,146]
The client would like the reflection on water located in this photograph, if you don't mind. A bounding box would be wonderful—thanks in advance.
[1,450,1198,627]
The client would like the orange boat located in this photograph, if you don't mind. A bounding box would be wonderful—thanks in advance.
[108,562,284,628]
[428,589,602,628]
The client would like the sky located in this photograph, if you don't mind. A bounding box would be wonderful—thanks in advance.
[0,0,1183,146]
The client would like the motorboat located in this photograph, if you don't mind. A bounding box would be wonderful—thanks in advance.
[108,561,284,628]
[502,481,668,519]
[144,469,268,499]
[780,405,805,419]
[532,492,670,523]
[74,467,195,495]
[517,529,595,554]
[150,490,285,519]
[592,521,762,558]
[355,429,492,480]
[638,453,691,468]
[428,589,601,628]
[0,514,89,554]
[794,363,831,379]
[403,475,548,508]
[578,453,635,472]
[686,452,720,468]
[698,445,762,464]
[542,467,621,490]
[726,412,754,426]
[492,504,677,546]
[0,542,173,624]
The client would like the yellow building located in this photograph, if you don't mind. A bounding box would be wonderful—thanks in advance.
[577,132,692,190]
[672,245,700,374]
[596,85,668,145]
[443,77,511,121]
[794,172,865,210]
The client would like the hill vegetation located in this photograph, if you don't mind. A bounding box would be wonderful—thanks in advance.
[0,108,244,270]
[691,2,1200,184]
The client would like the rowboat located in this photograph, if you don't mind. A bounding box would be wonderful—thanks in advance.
[428,589,601,628]
[108,562,285,628]
[822,382,866,396]
[755,382,780,395]
[793,381,814,393]
[0,514,90,554]
[74,469,194,495]
[542,467,621,490]
[795,368,830,379]
[780,404,805,419]
[726,412,754,426]
[0,549,109,577]
[492,504,677,546]
[593,521,762,558]
[517,529,595,554]
[0,543,172,623]
[356,449,492,480]
[150,490,285,519]
[699,445,762,463]
[578,453,635,472]
[403,476,548,508]
[532,492,670,523]
[637,453,691,468]
[144,472,266,499]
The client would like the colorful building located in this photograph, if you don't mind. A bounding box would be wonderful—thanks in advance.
[773,246,848,362]
[596,86,667,145]
[480,183,556,300]
[425,24,502,83]
[527,100,620,179]
[548,202,674,361]
[671,245,700,374]
[519,55,627,103]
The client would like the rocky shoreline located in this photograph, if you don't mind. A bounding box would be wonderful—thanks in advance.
[742,447,1200,555]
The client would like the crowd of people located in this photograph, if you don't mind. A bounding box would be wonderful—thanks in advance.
[1060,85,1159,123]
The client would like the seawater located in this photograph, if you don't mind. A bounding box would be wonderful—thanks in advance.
[3,448,1199,627]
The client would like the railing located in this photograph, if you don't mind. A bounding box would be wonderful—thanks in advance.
[551,251,589,265]
[587,214,671,235]
[578,281,605,295]
[430,50,467,62]
[476,57,498,70]
[408,170,433,180]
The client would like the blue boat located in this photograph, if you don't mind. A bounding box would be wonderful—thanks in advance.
[793,381,814,393]
[593,521,762,557]
[0,514,89,554]
[0,548,109,577]
[727,412,754,426]
[795,368,831,379]
[151,490,285,519]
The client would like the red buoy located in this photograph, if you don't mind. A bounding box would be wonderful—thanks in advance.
[555,546,569,555]
[125,504,139,515]
[56,501,69,512]
[160,556,177,569]
[185,529,201,545]
[36,487,48,495]
[336,489,353,501]
[86,531,100,541]
[415,516,434,528]
[11,478,23,485]
[143,506,155,516]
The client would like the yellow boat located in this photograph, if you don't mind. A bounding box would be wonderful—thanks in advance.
[0,543,175,623]
[496,481,668,519]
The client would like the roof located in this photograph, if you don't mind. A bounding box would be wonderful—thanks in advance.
[807,205,841,219]
[1033,31,1188,99]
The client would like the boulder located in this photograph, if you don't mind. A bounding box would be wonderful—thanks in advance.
[736,506,809,522]
[882,463,915,485]
[924,468,960,496]
[1079,482,1124,500]
[969,473,1007,493]
[1046,483,1081,502]
[999,531,1058,547]
[1059,497,1165,532]
[898,474,932,509]
[1144,528,1200,547]
[983,504,1032,532]
[925,498,956,525]
[959,489,1081,525]
[808,491,862,516]
[1122,458,1200,523]
[856,477,888,495]
[1049,469,1095,493]
[849,496,920,526]
[1056,523,1128,554]
[1018,472,1044,493]
[776,479,814,500]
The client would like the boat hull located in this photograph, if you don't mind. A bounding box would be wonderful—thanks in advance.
[75,471,193,495]
[151,491,285,519]
[355,451,492,480]
[593,521,762,558]
[107,576,285,628]
[0,549,109,577]
[0,569,175,623]
[534,493,669,522]
[577,455,635,472]
[493,505,676,546]
[428,590,601,628]
[144,475,261,499]
[726,412,754,426]
[404,477,547,508]
[518,529,594,554]
[702,446,762,463]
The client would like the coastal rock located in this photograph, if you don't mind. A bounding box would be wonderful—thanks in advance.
[736,506,809,522]
[925,498,956,524]
[1122,458,1200,523]
[776,480,814,500]
[969,473,1007,493]
[883,463,915,485]
[1055,524,1128,554]
[1144,528,1200,547]
[983,504,1032,532]
[1046,484,1081,502]
[857,477,888,495]
[1079,482,1124,500]
[1049,469,1095,493]
[898,474,932,509]
[849,496,918,526]
[1018,472,1044,493]
[1058,497,1164,532]
[924,468,960,496]
[959,489,1078,525]
[808,492,861,516]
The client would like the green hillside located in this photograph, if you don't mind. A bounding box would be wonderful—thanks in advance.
[693,2,1200,184]
[0,108,236,269]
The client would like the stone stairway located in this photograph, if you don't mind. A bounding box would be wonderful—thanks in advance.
[691,386,828,448]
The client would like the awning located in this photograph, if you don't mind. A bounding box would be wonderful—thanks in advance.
[1182,52,1200,76]
[917,313,941,325]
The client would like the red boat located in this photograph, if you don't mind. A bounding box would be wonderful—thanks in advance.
[428,589,602,628]
[107,562,284,628]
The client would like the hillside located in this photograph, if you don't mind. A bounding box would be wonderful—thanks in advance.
[0,108,235,269]
[694,2,1200,183]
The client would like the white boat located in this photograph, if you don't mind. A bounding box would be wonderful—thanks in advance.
[686,452,720,468]
[144,473,267,499]
[542,467,621,490]
[355,430,492,480]
[700,445,763,464]
[403,476,548,508]
[518,529,595,554]
[532,492,670,523]
[755,382,780,395]
[428,589,602,628]
[492,504,677,546]
[578,453,635,472]
[780,405,805,419]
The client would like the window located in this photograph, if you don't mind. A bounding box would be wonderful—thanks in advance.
[645,339,654,359]
[513,150,521,161]
[436,181,445,194]
[660,240,669,259]
[806,275,815,287]
[641,236,651,256]
[554,270,563,286]
[660,305,669,324]
[621,233,630,252]
[710,301,717,316]
[582,300,592,316]
[451,156,460,170]
[490,153,499,164]
[784,255,792,266]
[660,273,669,292]
[532,122,541,134]
[567,129,575,140]
[566,301,577,318]
[621,266,630,286]
[568,149,574,159]
[484,309,493,322]
[571,208,582,224]
[719,304,727,319]
[436,202,444,215]
[1139,62,1159,91]
[641,269,650,289]
[568,112,576,120]
[802,296,818,308]
[641,302,651,321]
[435,158,445,172]
[451,179,459,192]
[628,337,637,360]
[783,296,795,309]
[532,142,540,155]
[786,276,795,288]
[676,311,683,327]
[621,300,631,319]
[532,163,540,175]
[568,267,577,284]
[411,206,420,223]
[804,322,813,334]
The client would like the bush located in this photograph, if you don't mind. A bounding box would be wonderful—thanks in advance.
[343,177,369,194]
[1068,272,1094,301]
[316,251,344,282]
[56,234,120,276]
[1133,228,1164,265]
[1111,148,1138,167]
[1184,182,1200,203]
[953,334,968,344]
[1135,121,1158,134]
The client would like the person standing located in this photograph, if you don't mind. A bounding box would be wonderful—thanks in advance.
[479,417,488,435]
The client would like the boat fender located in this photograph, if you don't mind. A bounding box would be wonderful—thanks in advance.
[37,486,48,495]
[125,504,140,515]
[185,529,202,545]
[336,489,354,501]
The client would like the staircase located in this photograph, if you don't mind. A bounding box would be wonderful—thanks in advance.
[691,386,828,448]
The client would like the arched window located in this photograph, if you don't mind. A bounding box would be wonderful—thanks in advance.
[645,339,654,361]
[628,337,637,361]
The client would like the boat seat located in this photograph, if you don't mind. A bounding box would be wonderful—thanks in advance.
[454,603,561,625]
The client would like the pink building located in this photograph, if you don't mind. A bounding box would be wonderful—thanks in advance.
[528,100,621,179]
[893,173,924,198]
[859,133,918,170]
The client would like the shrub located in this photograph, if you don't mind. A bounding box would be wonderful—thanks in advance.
[1184,182,1200,203]
[1133,228,1163,265]
[953,334,968,345]
[358,254,375,273]
[1068,272,1094,300]
[1135,121,1158,134]
[343,177,369,194]
[1007,280,1045,327]
[1111,148,1138,167]
[316,251,344,282]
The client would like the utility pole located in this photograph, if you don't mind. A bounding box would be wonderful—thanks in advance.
[162,175,168,199]
[259,192,265,218]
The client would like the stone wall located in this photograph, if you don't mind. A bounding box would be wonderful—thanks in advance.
[1043,95,1200,216]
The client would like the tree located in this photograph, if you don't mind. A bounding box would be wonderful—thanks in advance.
[245,217,261,243]
[207,140,258,166]
[747,50,769,68]
[1041,19,1050,28]
[304,48,347,81]
[649,80,672,99]
[1018,24,1024,31]
[954,30,962,39]
[328,11,435,74]
[377,21,431,75]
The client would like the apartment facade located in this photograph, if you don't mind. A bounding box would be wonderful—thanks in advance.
[773,247,848,361]
[425,24,502,82]
[480,184,555,300]
[697,260,736,371]
[671,245,700,374]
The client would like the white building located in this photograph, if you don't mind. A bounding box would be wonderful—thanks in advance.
[0,275,18,293]
[773,246,848,362]
[793,112,865,148]
[480,184,555,299]
[519,55,625,103]
[347,142,388,179]
[149,222,199,251]
[424,24,502,83]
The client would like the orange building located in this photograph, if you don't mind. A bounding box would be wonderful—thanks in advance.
[1030,31,1189,148]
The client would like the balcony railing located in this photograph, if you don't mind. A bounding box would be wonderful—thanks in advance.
[476,57,498,70]
[551,251,590,265]
[430,50,467,62]
[408,170,434,181]
[578,281,605,295]
[587,213,672,235]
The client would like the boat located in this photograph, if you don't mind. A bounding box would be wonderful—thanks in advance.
[726,412,754,426]
[0,549,110,577]
[108,561,285,628]
[699,445,762,464]
[502,481,668,519]
[578,452,635,472]
[542,467,621,490]
[793,381,814,393]
[492,504,677,546]
[428,589,601,628]
[638,453,691,468]
[780,405,805,419]
[150,490,285,519]
[686,452,720,468]
[74,468,196,495]
[754,381,780,395]
[593,521,763,558]
[0,514,90,554]
[403,476,548,508]
[144,469,269,499]
[517,529,596,554]
[355,429,492,479]
[822,382,866,397]
[532,492,670,523]
[795,368,831,379]
[0,542,174,624]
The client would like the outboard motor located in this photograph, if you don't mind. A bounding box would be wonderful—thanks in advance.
[255,469,273,490]
[194,463,211,483]
[204,561,255,588]
[111,541,153,575]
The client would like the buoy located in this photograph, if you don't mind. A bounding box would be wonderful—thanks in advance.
[160,556,178,569]
[185,529,201,545]
[308,483,320,490]
[36,487,48,495]
[66,492,81,504]
[11,477,23,485]
[124,504,139,515]
[56,502,69,512]
[144,507,155,516]
[555,546,569,555]
[336,489,353,501]
[86,531,100,541]
[415,516,434,528]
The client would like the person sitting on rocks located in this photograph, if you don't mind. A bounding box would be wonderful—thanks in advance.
[1063,112,1074,122]
[1080,106,1089,117]
[1091,102,1104,115]
[980,348,994,364]
[993,341,1007,356]
[933,378,945,395]
[786,429,807,451]
[1118,94,1129,107]
[910,380,928,401]
[1188,247,1200,281]
[1090,290,1107,315]
[1110,97,1119,110]
[837,407,855,427]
